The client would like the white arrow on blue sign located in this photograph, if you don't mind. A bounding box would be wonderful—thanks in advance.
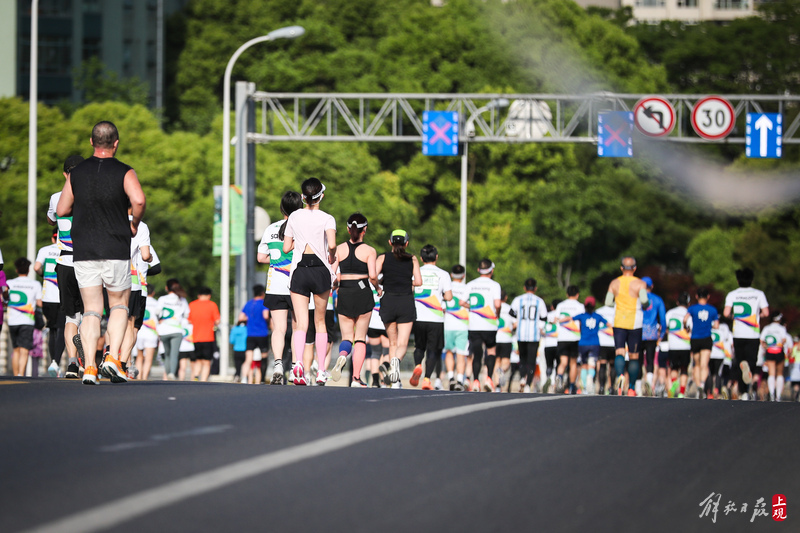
[746,113,782,159]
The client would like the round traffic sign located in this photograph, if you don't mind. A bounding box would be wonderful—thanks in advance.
[691,96,735,140]
[634,97,675,137]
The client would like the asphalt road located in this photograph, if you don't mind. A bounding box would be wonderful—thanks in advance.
[1,378,797,533]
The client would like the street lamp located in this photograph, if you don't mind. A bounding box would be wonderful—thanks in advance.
[459,98,509,267]
[220,25,304,378]
[27,0,39,264]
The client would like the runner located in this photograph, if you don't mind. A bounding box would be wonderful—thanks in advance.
[789,337,800,402]
[723,268,769,401]
[376,230,422,385]
[332,213,379,387]
[494,290,514,392]
[47,154,84,379]
[640,276,666,397]
[666,292,691,398]
[257,191,303,385]
[134,284,161,380]
[368,280,390,387]
[56,121,146,385]
[118,208,152,378]
[466,259,502,392]
[760,312,792,401]
[34,230,64,376]
[554,286,585,394]
[189,286,220,382]
[410,244,452,390]
[7,258,43,376]
[684,287,719,399]
[595,301,616,395]
[283,178,337,386]
[541,299,561,393]
[509,278,547,394]
[444,265,470,391]
[237,285,270,384]
[605,256,649,397]
[157,279,190,380]
[569,296,607,395]
[710,318,733,399]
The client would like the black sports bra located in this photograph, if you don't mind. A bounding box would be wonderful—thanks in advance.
[340,241,369,276]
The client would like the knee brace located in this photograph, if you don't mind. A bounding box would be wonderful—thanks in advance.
[354,340,366,346]
[65,312,82,326]
[109,305,130,318]
[339,340,353,355]
[82,311,103,322]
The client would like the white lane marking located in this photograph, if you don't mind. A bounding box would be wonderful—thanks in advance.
[23,395,584,533]
[99,425,234,453]
[363,392,472,402]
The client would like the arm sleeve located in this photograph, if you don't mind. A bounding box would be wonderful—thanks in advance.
[605,292,615,307]
[638,287,649,308]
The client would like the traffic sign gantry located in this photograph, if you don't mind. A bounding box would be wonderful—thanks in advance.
[691,96,735,140]
[598,111,633,158]
[422,111,459,156]
[746,113,782,159]
[634,96,675,137]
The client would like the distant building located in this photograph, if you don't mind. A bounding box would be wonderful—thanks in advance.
[574,0,763,22]
[3,0,187,107]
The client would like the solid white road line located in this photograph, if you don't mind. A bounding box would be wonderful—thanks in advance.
[24,395,584,533]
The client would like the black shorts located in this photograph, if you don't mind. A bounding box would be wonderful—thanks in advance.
[764,351,784,362]
[56,263,83,316]
[368,327,385,339]
[337,280,374,318]
[658,348,669,369]
[130,292,146,330]
[468,330,497,350]
[613,327,642,354]
[690,337,713,353]
[379,293,416,325]
[414,321,445,354]
[558,341,580,359]
[578,345,600,365]
[247,336,270,352]
[264,293,292,311]
[670,349,691,373]
[600,346,616,362]
[496,342,513,359]
[733,338,760,365]
[9,325,34,350]
[179,350,194,361]
[289,256,331,297]
[42,302,66,329]
[194,341,216,361]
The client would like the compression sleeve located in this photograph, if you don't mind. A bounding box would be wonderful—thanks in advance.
[605,292,614,307]
[639,287,649,309]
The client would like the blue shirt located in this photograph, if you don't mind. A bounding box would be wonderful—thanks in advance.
[572,312,608,346]
[230,325,248,352]
[642,293,667,341]
[686,304,719,339]
[242,298,269,337]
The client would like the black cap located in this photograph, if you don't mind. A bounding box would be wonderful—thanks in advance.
[63,155,84,173]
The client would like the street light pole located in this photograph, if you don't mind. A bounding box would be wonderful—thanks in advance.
[458,99,509,268]
[220,26,304,379]
[27,0,39,264]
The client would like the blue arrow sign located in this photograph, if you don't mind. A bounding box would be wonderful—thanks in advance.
[422,111,459,156]
[746,113,782,158]
[597,111,633,158]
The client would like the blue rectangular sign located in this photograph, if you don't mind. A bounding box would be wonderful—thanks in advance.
[422,111,459,156]
[598,111,633,158]
[746,113,782,159]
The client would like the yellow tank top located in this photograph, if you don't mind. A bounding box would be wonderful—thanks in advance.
[614,276,642,329]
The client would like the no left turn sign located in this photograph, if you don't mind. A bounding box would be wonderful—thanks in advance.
[691,96,735,140]
[634,97,675,137]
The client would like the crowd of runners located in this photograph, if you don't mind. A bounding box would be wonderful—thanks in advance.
[1,120,798,401]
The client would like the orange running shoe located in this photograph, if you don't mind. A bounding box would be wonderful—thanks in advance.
[82,366,98,385]
[483,376,495,392]
[409,364,422,387]
[101,355,128,383]
[471,379,481,392]
[421,377,433,390]
[627,388,636,397]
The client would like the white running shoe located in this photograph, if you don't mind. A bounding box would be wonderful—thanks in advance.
[350,378,368,388]
[48,360,59,378]
[388,357,400,383]
[292,363,307,386]
[391,381,402,389]
[740,361,752,385]
[331,355,347,382]
[642,381,652,397]
[523,385,532,393]
[316,370,330,386]
[434,378,443,390]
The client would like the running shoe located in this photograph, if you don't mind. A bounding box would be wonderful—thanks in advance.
[720,387,730,400]
[65,362,80,379]
[740,392,749,401]
[555,375,564,394]
[292,363,307,386]
[471,379,480,392]
[379,361,391,386]
[654,383,665,398]
[542,377,551,394]
[331,355,347,382]
[101,355,128,383]
[271,362,284,385]
[388,357,400,383]
[614,375,625,397]
[642,381,652,398]
[48,360,59,378]
[73,334,86,370]
[391,381,402,389]
[483,376,494,393]
[409,364,422,387]
[523,385,532,393]
[453,381,465,392]
[350,378,368,388]
[127,364,139,380]
[677,393,685,399]
[669,381,680,398]
[627,388,636,397]
[449,377,457,391]
[497,368,507,390]
[82,366,98,385]
[740,361,753,385]
[421,377,433,390]
[309,360,319,383]
[316,370,330,386]
[434,378,443,390]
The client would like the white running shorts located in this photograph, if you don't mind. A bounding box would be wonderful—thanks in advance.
[74,259,131,292]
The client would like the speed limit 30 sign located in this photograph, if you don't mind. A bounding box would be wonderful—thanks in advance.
[692,96,735,140]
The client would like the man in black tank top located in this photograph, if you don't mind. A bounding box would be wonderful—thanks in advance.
[57,121,146,385]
